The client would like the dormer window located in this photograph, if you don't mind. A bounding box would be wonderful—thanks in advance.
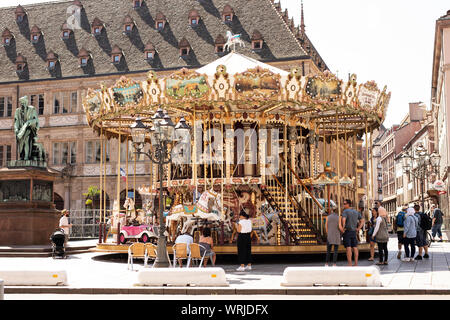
[15,5,27,23]
[133,0,143,8]
[222,4,234,23]
[188,9,200,26]
[155,12,166,30]
[144,41,156,60]
[61,23,72,40]
[46,51,58,70]
[251,30,264,50]
[123,15,135,35]
[111,45,123,64]
[2,29,14,46]
[178,38,190,56]
[215,34,226,54]
[30,25,42,44]
[77,48,91,67]
[15,54,27,72]
[91,18,104,36]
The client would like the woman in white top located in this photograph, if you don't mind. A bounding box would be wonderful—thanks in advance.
[235,210,252,271]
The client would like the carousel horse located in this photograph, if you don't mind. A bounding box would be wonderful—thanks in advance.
[123,197,136,223]
[228,204,279,244]
[166,189,222,241]
[224,31,245,52]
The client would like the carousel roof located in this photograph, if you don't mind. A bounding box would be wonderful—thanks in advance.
[196,52,289,76]
[82,52,390,140]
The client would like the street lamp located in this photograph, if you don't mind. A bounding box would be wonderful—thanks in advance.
[130,110,190,268]
[401,145,441,213]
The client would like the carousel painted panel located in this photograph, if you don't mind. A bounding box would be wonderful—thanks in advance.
[304,72,342,106]
[111,77,144,113]
[165,69,209,102]
[83,89,102,123]
[211,65,232,101]
[234,67,281,102]
[357,81,381,113]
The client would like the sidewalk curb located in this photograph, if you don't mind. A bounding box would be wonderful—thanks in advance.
[4,286,450,295]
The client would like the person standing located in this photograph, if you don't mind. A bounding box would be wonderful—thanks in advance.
[59,209,72,245]
[393,205,407,259]
[372,207,390,265]
[367,207,378,261]
[403,207,418,262]
[414,204,430,260]
[325,206,341,266]
[431,204,444,242]
[236,210,252,271]
[340,199,364,266]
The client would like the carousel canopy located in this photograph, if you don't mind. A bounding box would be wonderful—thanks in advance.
[82,51,390,140]
[196,52,289,76]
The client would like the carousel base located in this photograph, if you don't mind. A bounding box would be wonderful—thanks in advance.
[93,242,371,255]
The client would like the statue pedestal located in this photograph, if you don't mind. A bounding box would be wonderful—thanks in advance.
[0,166,60,245]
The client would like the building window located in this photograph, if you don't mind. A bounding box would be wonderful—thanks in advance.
[145,51,154,60]
[53,142,77,165]
[112,54,121,64]
[30,94,44,115]
[188,9,200,26]
[85,140,109,164]
[53,91,77,114]
[222,5,234,22]
[0,97,13,117]
[2,28,14,46]
[155,12,166,30]
[157,21,164,30]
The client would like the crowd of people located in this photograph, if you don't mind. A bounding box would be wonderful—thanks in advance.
[325,199,445,267]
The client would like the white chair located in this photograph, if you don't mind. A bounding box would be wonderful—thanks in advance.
[172,243,188,267]
[127,242,146,271]
[187,243,207,268]
[144,243,157,268]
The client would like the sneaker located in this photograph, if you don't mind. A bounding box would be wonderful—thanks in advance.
[414,255,422,261]
[409,258,415,262]
[423,254,429,259]
[402,257,411,262]
[245,265,252,271]
[236,266,246,272]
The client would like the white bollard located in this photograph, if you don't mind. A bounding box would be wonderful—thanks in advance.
[281,266,382,287]
[0,270,68,286]
[137,267,229,287]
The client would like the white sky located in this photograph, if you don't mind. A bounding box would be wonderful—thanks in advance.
[2,0,449,128]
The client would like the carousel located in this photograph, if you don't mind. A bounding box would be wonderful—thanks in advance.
[83,48,390,255]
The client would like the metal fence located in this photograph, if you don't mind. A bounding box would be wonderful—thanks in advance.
[68,209,102,239]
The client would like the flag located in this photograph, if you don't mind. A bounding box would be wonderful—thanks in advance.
[120,168,127,182]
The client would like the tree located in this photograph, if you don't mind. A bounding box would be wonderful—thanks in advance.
[83,185,100,209]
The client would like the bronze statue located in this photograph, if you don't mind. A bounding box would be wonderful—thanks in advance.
[13,96,45,162]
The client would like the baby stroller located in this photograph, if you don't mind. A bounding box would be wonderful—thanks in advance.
[50,228,66,259]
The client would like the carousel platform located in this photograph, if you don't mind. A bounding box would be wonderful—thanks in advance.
[93,242,371,255]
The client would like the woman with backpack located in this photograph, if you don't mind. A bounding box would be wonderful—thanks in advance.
[394,205,407,259]
[372,206,390,265]
[402,207,418,262]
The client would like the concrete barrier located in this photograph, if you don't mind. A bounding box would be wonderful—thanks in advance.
[281,266,382,287]
[137,267,229,287]
[0,279,3,300]
[0,270,68,286]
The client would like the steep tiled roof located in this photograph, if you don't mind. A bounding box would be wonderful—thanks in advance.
[0,0,309,83]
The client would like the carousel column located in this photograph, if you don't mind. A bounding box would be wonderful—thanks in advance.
[259,125,267,186]
[243,123,254,177]
[225,124,233,184]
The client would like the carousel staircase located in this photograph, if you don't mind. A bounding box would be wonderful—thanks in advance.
[260,178,324,245]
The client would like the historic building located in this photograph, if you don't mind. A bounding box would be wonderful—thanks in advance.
[0,0,365,237]
[431,10,450,216]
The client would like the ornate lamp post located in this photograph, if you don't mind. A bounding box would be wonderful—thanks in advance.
[402,145,441,213]
[130,109,190,268]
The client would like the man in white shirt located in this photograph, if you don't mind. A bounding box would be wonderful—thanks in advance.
[59,209,72,245]
[174,232,194,267]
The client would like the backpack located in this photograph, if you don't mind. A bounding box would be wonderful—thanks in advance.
[419,212,432,230]
[396,211,405,227]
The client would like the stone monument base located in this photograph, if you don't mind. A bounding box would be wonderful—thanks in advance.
[0,166,60,246]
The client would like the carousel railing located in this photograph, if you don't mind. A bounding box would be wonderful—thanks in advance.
[279,154,326,238]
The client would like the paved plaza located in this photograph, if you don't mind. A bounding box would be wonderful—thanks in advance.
[1,235,449,299]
